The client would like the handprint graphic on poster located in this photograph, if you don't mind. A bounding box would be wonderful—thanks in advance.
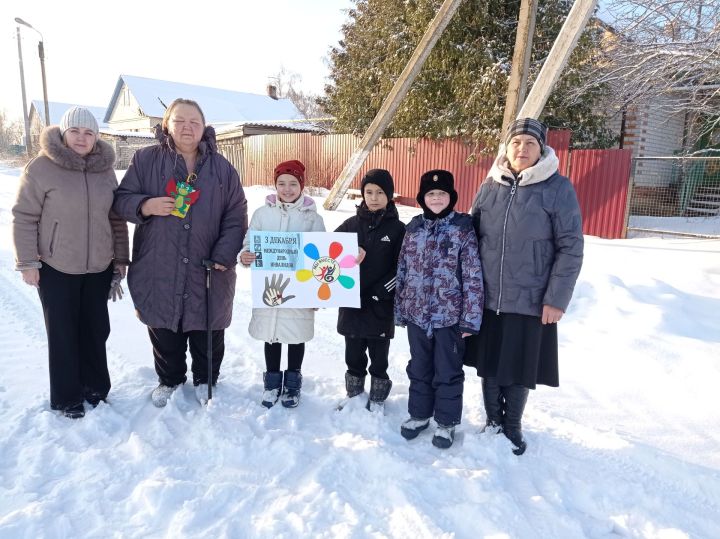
[248,232,360,308]
[262,274,296,307]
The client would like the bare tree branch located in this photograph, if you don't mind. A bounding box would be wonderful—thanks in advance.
[565,0,719,146]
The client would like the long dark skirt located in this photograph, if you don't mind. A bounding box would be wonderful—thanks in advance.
[464,309,559,389]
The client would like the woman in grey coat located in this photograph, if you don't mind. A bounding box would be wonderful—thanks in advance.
[113,98,247,407]
[465,118,584,455]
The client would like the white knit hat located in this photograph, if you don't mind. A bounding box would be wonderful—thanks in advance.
[59,106,99,135]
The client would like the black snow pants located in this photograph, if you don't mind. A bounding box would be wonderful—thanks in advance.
[406,322,466,426]
[345,336,390,379]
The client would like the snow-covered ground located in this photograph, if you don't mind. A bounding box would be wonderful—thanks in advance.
[0,163,719,538]
[628,215,720,238]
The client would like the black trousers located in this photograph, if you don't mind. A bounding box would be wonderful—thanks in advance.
[345,336,390,379]
[406,323,466,426]
[148,326,225,387]
[265,342,304,372]
[37,263,113,409]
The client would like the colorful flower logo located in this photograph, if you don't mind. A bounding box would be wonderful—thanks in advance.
[296,241,357,300]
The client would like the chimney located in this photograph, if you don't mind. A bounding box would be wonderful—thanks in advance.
[267,84,278,100]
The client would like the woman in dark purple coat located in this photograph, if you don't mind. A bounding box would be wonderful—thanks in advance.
[113,98,247,407]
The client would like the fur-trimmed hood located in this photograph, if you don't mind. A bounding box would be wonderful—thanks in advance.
[39,126,115,173]
[488,145,560,187]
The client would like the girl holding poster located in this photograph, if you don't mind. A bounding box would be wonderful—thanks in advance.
[239,160,325,408]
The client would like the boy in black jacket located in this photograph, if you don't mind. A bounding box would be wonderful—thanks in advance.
[336,169,406,412]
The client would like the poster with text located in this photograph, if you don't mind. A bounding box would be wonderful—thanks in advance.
[249,231,360,309]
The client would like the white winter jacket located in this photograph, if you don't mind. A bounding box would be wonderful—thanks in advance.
[242,194,326,344]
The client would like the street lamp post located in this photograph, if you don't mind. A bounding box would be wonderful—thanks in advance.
[14,18,50,128]
[15,25,32,156]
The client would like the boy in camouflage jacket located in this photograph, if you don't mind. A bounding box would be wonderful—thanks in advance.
[395,170,484,449]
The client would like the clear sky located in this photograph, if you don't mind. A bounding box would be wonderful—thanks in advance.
[1,0,353,122]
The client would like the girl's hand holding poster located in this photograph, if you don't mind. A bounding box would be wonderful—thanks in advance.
[248,231,360,308]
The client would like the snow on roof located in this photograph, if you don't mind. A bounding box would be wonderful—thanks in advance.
[213,120,323,134]
[99,128,155,139]
[31,100,108,128]
[105,75,305,125]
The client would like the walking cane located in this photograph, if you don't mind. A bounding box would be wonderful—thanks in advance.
[202,259,214,403]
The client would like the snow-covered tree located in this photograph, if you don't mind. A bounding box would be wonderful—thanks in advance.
[321,0,615,149]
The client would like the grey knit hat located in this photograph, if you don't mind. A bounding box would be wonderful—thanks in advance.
[505,118,547,153]
[59,106,99,136]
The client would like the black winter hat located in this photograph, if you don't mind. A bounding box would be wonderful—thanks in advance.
[416,169,458,215]
[361,168,394,201]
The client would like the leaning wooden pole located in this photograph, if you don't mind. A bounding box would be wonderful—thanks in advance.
[517,0,598,120]
[323,0,464,210]
[502,0,538,133]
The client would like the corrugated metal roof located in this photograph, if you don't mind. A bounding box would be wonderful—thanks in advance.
[214,120,322,135]
[99,128,155,139]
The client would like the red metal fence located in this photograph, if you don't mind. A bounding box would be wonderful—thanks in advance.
[218,131,632,239]
[223,131,571,212]
[568,149,632,239]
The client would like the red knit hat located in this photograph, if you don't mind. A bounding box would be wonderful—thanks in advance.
[274,160,306,189]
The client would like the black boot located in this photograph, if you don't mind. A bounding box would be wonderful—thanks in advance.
[261,371,283,408]
[84,391,107,408]
[62,402,85,419]
[345,372,366,399]
[281,370,303,408]
[366,376,392,412]
[481,377,504,432]
[400,417,430,440]
[502,384,529,455]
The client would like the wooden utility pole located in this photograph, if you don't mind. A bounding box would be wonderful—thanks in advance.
[502,0,538,133]
[518,0,598,119]
[323,0,464,210]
